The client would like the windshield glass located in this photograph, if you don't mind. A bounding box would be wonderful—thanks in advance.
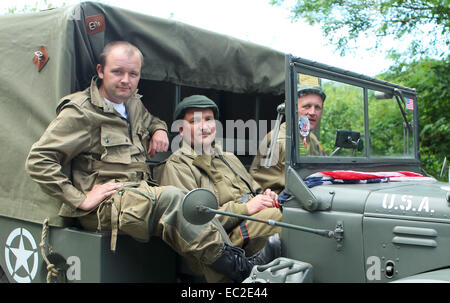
[368,90,415,157]
[297,73,416,160]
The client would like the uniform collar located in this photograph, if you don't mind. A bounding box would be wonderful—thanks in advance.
[179,140,224,160]
[89,76,142,115]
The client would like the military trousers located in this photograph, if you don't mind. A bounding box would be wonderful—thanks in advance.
[226,207,282,256]
[78,183,232,280]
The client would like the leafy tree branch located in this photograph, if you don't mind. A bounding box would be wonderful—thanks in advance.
[271,0,449,59]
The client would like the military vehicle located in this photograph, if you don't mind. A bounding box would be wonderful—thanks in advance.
[0,2,448,284]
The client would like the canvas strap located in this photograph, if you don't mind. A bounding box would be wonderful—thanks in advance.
[239,220,250,248]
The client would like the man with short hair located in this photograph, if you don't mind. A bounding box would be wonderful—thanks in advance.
[250,84,326,194]
[160,95,282,257]
[25,41,279,283]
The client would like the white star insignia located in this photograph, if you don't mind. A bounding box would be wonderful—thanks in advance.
[9,235,35,275]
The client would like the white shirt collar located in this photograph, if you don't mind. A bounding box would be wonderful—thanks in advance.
[104,98,128,119]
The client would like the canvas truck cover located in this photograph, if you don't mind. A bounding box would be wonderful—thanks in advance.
[0,1,285,227]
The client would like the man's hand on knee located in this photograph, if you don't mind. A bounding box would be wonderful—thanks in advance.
[78,182,123,211]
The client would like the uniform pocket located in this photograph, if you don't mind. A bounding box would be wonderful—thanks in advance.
[100,126,132,164]
[118,183,156,243]
[221,174,248,203]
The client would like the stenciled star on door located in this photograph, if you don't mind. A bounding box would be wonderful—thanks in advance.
[9,234,34,275]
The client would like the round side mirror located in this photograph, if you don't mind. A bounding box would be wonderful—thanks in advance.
[182,188,218,225]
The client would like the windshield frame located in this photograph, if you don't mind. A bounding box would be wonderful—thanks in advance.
[285,55,420,173]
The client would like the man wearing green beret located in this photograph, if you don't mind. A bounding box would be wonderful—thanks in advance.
[249,84,327,194]
[160,95,282,260]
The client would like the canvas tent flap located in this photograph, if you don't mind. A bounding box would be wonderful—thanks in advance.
[72,1,285,94]
[0,8,77,227]
[0,1,285,227]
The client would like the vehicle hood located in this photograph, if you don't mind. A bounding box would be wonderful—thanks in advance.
[364,181,450,222]
[311,181,450,222]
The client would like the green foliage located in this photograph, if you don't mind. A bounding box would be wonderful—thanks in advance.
[319,81,413,159]
[320,81,365,155]
[4,0,68,15]
[367,94,414,157]
[271,0,450,60]
[379,56,450,180]
[318,56,449,180]
[275,0,449,179]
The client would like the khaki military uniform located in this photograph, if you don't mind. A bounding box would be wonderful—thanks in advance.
[250,122,324,194]
[25,77,231,282]
[160,141,282,256]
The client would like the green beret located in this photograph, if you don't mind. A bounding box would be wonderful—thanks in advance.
[297,84,326,102]
[173,95,219,120]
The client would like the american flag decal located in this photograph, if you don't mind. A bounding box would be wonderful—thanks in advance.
[406,98,414,111]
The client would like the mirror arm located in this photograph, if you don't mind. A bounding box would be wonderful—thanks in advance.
[264,103,285,168]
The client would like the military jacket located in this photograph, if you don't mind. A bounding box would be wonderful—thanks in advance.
[159,141,262,231]
[249,122,324,194]
[26,77,167,217]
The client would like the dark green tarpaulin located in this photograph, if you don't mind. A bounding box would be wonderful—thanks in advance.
[0,1,285,226]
